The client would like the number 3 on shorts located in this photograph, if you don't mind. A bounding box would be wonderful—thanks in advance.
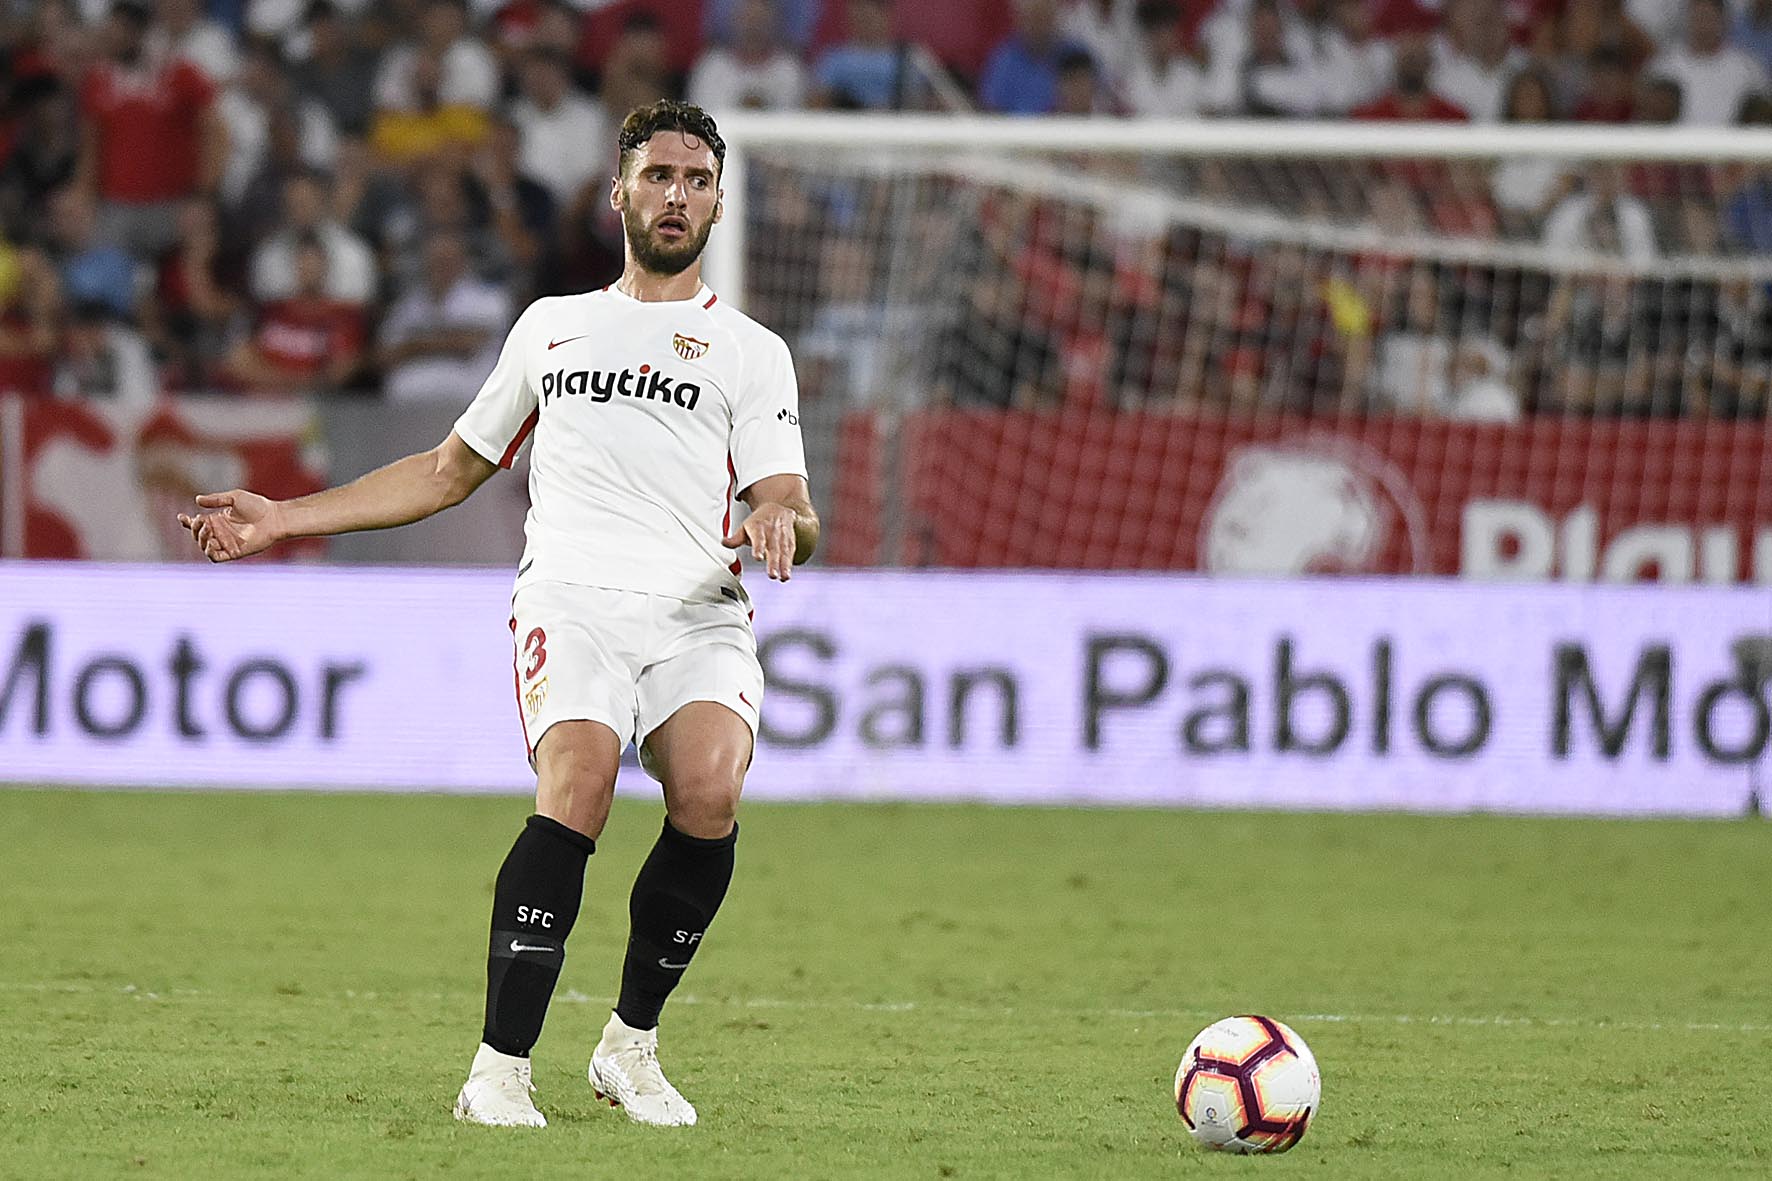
[523,627,548,680]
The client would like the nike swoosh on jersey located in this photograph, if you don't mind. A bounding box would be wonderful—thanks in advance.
[657,958,692,970]
[547,335,589,350]
[510,940,556,953]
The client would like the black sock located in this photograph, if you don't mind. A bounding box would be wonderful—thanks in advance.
[615,819,737,1031]
[482,813,595,1057]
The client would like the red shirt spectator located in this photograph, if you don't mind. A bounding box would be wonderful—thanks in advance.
[249,298,365,379]
[80,3,220,204]
[1354,92,1470,119]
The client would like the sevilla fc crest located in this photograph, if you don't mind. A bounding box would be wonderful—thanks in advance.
[672,333,709,361]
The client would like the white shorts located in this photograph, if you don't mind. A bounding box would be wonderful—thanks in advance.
[508,581,763,780]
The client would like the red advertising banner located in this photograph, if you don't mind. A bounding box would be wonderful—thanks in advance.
[830,411,1772,584]
[0,395,327,560]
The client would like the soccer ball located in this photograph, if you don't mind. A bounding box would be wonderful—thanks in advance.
[1174,1015,1319,1153]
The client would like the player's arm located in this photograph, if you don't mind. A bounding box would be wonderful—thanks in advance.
[177,431,497,563]
[724,473,818,582]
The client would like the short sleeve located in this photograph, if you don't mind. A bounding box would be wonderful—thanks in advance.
[730,331,808,493]
[453,300,540,469]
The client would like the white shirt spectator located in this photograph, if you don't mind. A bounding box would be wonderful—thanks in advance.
[687,48,807,110]
[216,89,338,204]
[1543,193,1658,261]
[1123,49,1207,115]
[375,39,501,111]
[1649,44,1768,124]
[1431,39,1525,121]
[511,91,611,207]
[1491,157,1567,217]
[1308,27,1391,112]
[380,274,512,403]
[1062,0,1140,82]
[251,222,378,304]
[153,18,239,84]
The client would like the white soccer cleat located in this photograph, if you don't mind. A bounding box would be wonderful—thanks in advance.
[453,1043,548,1128]
[588,1011,698,1127]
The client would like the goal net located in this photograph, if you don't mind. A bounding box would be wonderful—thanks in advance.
[712,117,1772,584]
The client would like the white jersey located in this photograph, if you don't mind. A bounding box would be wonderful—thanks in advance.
[453,283,807,604]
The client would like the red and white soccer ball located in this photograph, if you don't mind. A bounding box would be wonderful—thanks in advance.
[1174,1015,1320,1154]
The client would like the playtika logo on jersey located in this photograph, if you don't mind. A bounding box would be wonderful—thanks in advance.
[540,363,703,410]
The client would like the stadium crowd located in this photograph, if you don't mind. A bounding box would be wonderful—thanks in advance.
[0,0,1767,418]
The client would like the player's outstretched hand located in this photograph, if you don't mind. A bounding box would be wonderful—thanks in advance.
[177,490,283,563]
[724,503,798,582]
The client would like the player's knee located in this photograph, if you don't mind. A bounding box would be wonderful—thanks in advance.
[534,725,620,836]
[665,764,741,839]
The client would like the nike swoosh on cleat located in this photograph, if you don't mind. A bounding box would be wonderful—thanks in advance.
[510,940,555,953]
[657,958,691,970]
[548,335,589,350]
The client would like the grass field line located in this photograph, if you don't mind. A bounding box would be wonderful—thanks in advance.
[5,980,1768,1036]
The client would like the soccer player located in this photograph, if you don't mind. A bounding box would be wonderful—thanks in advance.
[177,101,817,1129]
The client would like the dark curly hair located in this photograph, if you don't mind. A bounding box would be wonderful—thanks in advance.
[617,100,726,178]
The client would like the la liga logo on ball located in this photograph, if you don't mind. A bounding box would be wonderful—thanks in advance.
[1174,1015,1320,1154]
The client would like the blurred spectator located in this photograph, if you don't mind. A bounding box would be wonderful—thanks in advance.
[813,0,918,110]
[468,117,557,297]
[1694,277,1772,416]
[1432,0,1527,121]
[1054,47,1109,113]
[1062,0,1139,83]
[0,248,65,395]
[291,0,384,137]
[45,185,138,321]
[1446,337,1521,419]
[1371,264,1514,417]
[1543,164,1657,259]
[1632,71,1683,122]
[250,170,377,303]
[1233,0,1318,116]
[933,273,1058,407]
[370,47,492,165]
[1307,0,1394,114]
[599,12,677,116]
[1737,0,1772,77]
[1121,0,1205,116]
[1648,0,1768,125]
[78,0,228,256]
[54,300,159,404]
[1571,44,1637,121]
[231,105,316,246]
[1625,0,1685,50]
[981,0,1093,114]
[0,78,82,245]
[380,162,509,291]
[1492,69,1576,236]
[1722,166,1772,252]
[12,0,92,87]
[687,0,809,111]
[1355,33,1470,119]
[511,48,610,207]
[373,0,499,113]
[152,0,240,84]
[218,39,337,207]
[225,233,365,393]
[705,0,824,54]
[145,197,244,388]
[376,230,509,401]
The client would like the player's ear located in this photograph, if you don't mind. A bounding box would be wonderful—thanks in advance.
[609,174,624,213]
[713,192,723,224]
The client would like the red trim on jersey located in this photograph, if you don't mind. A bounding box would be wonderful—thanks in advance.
[703,291,718,309]
[724,453,742,575]
[499,409,539,469]
[509,617,533,759]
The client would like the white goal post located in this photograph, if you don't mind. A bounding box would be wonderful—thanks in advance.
[707,115,1772,302]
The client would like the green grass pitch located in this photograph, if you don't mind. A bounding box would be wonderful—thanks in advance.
[2,789,1768,1179]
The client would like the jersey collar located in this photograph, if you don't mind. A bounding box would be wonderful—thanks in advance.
[605,282,713,307]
